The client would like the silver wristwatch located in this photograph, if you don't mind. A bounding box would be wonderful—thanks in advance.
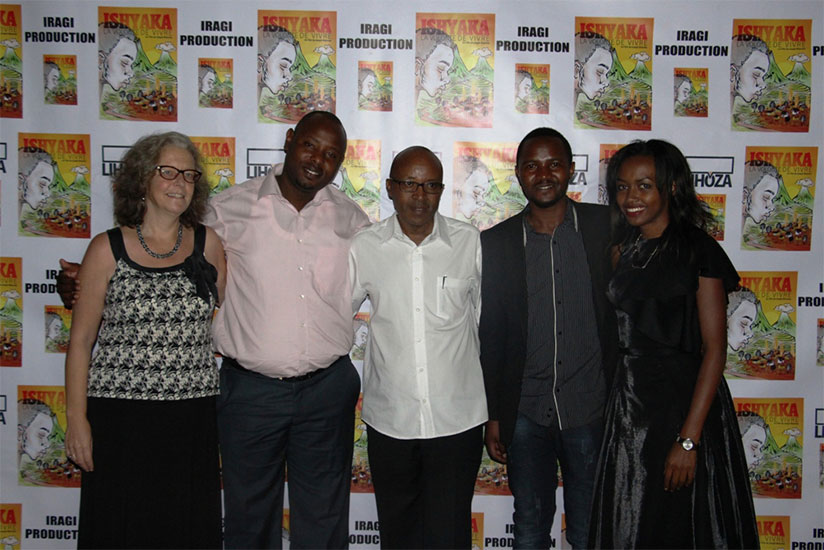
[675,434,697,451]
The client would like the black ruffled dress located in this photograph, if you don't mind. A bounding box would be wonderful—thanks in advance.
[589,226,759,549]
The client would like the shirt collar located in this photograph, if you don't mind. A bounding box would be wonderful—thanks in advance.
[524,197,579,234]
[381,212,453,248]
[257,162,335,207]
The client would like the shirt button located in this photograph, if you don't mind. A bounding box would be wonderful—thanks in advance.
[298,266,304,271]
[415,276,420,281]
[300,294,305,299]
[423,398,427,403]
[416,307,421,312]
[418,368,424,373]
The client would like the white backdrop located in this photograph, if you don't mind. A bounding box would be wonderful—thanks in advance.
[1,1,822,548]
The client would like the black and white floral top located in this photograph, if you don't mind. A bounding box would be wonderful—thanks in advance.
[87,225,219,400]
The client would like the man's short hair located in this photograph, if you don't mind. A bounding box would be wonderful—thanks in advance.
[574,31,613,65]
[727,287,758,317]
[258,24,297,60]
[98,21,137,57]
[674,74,692,95]
[415,27,456,62]
[516,128,573,166]
[18,146,54,179]
[743,159,781,195]
[730,34,769,70]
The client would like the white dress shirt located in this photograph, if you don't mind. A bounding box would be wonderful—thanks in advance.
[349,213,487,439]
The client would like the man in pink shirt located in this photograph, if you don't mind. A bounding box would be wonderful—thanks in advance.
[207,111,369,549]
[58,111,369,549]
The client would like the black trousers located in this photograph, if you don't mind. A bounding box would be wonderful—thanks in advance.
[366,424,484,549]
[218,356,361,549]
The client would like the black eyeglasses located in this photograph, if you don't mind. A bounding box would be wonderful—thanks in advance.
[155,165,202,184]
[389,178,444,194]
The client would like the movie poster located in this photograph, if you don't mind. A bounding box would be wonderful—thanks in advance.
[817,318,824,367]
[18,386,82,487]
[338,140,380,222]
[18,133,91,238]
[757,516,790,550]
[674,67,707,117]
[351,394,372,493]
[357,61,392,112]
[0,503,21,550]
[43,54,77,105]
[0,4,22,118]
[452,141,523,230]
[735,397,803,499]
[98,7,178,121]
[475,448,509,495]
[44,305,70,353]
[726,272,797,380]
[574,17,653,130]
[741,146,817,251]
[350,311,369,362]
[819,443,823,489]
[598,143,627,205]
[257,10,337,123]
[697,193,726,240]
[471,513,483,549]
[191,136,235,196]
[415,13,495,128]
[514,63,549,114]
[198,57,232,109]
[731,20,812,132]
[0,257,22,367]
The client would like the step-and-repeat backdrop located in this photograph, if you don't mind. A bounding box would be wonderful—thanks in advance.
[1,1,822,548]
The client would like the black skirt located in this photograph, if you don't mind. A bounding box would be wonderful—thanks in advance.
[78,396,222,549]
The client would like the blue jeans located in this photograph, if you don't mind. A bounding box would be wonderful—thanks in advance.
[507,414,603,549]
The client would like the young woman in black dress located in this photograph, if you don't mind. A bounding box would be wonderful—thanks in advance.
[589,140,759,549]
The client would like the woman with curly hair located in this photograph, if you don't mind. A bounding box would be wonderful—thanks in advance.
[64,132,225,548]
[589,140,758,548]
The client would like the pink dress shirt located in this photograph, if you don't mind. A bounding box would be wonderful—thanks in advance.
[204,164,370,377]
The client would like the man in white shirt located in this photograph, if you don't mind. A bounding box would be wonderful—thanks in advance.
[349,146,487,549]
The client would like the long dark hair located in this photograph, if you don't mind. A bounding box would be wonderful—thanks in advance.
[606,139,712,252]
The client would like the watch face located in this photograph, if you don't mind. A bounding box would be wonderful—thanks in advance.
[681,438,695,451]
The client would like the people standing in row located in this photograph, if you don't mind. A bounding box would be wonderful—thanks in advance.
[59,118,760,550]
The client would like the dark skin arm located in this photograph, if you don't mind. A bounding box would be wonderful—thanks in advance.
[484,420,508,463]
[663,276,727,491]
[57,258,81,309]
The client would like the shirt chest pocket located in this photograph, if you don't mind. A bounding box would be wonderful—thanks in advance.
[436,276,476,318]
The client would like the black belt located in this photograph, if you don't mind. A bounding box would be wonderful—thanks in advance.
[221,355,343,382]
